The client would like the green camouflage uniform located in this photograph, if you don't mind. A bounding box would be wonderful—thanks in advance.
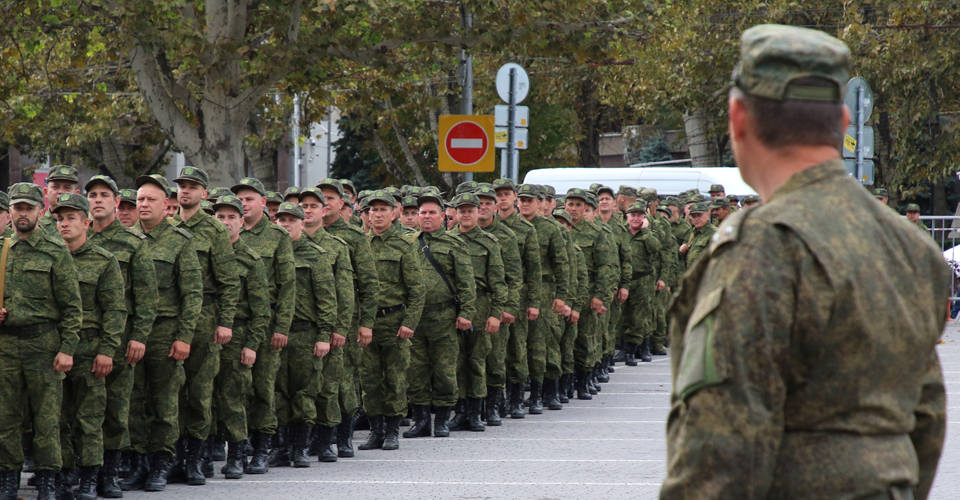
[131,217,203,456]
[561,243,588,375]
[364,225,424,417]
[685,222,717,267]
[478,215,520,391]
[61,240,126,468]
[623,222,661,345]
[598,216,631,356]
[670,217,694,275]
[409,229,477,407]
[499,212,542,383]
[569,219,616,370]
[0,226,83,472]
[529,215,571,381]
[647,208,677,352]
[87,218,158,453]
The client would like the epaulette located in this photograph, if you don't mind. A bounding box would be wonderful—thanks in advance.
[480,231,499,244]
[42,232,67,247]
[308,241,328,254]
[330,234,349,247]
[206,217,228,233]
[340,223,366,236]
[242,246,262,261]
[708,208,750,254]
[268,223,289,236]
[600,225,612,234]
[91,244,116,259]
[125,227,147,240]
[517,217,535,229]
[172,225,194,239]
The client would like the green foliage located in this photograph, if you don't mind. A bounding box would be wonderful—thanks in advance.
[329,115,385,191]
[637,135,673,164]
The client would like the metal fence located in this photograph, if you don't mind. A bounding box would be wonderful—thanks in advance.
[921,217,960,317]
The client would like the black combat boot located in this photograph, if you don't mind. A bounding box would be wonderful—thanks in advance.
[267,427,291,467]
[336,413,355,458]
[98,450,122,498]
[467,398,485,432]
[222,441,244,479]
[651,338,668,355]
[164,439,186,484]
[576,370,593,400]
[57,469,75,500]
[184,437,206,485]
[210,433,226,461]
[244,432,270,474]
[357,416,385,450]
[352,408,369,431]
[382,416,401,450]
[527,380,543,414]
[0,470,17,500]
[316,426,337,462]
[588,366,599,394]
[448,399,470,431]
[143,452,174,492]
[119,452,148,491]
[556,374,569,403]
[607,354,615,373]
[291,423,311,468]
[433,407,451,437]
[484,388,501,426]
[624,342,638,366]
[76,466,98,500]
[597,361,610,383]
[118,451,132,478]
[402,405,432,438]
[202,437,215,478]
[307,425,322,456]
[640,338,653,362]
[507,382,525,419]
[543,378,563,410]
[35,470,57,500]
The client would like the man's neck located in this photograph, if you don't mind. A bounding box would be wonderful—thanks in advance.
[230,235,239,244]
[521,212,535,222]
[65,236,86,252]
[92,214,117,232]
[305,223,322,236]
[179,204,201,222]
[15,228,35,240]
[599,210,613,223]
[322,214,340,227]
[499,207,515,219]
[478,217,493,228]
[372,224,390,236]
[740,143,840,200]
[141,218,162,233]
[458,224,476,233]
[243,210,263,230]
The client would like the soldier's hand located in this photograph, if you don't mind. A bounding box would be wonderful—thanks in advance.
[641,218,649,229]
[500,312,516,325]
[215,326,233,345]
[456,317,472,331]
[331,333,346,349]
[241,347,257,366]
[357,327,373,348]
[551,299,566,314]
[679,244,690,254]
[590,298,603,312]
[314,341,331,358]
[655,280,666,292]
[126,340,146,364]
[568,310,580,324]
[0,308,6,324]
[561,305,572,317]
[599,305,608,316]
[271,333,288,351]
[617,288,629,303]
[92,354,113,378]
[485,316,501,335]
[396,326,414,340]
[54,352,73,373]
[527,308,539,321]
[169,340,191,361]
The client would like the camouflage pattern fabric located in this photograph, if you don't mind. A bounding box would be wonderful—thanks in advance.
[499,213,543,382]
[530,215,571,381]
[622,224,662,344]
[479,217,519,390]
[569,219,616,371]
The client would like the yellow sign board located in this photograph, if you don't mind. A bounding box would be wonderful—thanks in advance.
[439,115,495,172]
[843,134,856,153]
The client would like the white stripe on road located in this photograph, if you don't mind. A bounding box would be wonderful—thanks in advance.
[409,437,665,441]
[342,459,661,462]
[560,406,670,410]
[209,480,663,486]
[450,139,483,148]
[502,420,665,424]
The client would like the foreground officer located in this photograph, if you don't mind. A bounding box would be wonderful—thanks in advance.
[662,25,951,500]
[0,183,83,500]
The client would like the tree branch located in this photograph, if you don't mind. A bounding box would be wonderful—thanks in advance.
[385,98,428,186]
[371,129,412,186]
[328,36,481,62]
[128,44,202,158]
[286,0,304,43]
[155,49,201,116]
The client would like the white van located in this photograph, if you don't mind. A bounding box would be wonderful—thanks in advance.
[522,167,756,197]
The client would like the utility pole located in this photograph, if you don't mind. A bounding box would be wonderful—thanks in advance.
[459,5,474,183]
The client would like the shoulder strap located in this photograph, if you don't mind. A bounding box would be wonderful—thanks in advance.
[419,234,459,306]
[0,237,10,309]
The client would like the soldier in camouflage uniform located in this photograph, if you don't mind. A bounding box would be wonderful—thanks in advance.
[125,174,203,492]
[358,191,424,451]
[117,189,139,227]
[710,197,732,226]
[38,165,81,238]
[172,167,241,485]
[273,202,336,468]
[0,183,83,500]
[707,183,726,201]
[678,202,715,267]
[400,196,421,230]
[85,175,159,498]
[211,195,271,479]
[642,188,678,356]
[741,194,760,208]
[404,194,477,438]
[264,191,284,222]
[231,177,297,473]
[664,25,950,500]
[621,201,661,364]
[52,194,126,500]
[551,209,588,401]
[580,191,615,391]
[594,185,631,379]
[905,204,932,236]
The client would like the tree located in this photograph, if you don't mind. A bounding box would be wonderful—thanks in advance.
[637,134,673,164]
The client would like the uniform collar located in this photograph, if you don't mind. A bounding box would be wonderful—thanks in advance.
[767,158,847,204]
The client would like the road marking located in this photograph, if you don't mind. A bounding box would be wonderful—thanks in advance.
[341,459,662,463]
[589,392,671,395]
[402,437,665,441]
[208,480,664,486]
[601,382,671,385]
[503,420,665,424]
[560,406,671,410]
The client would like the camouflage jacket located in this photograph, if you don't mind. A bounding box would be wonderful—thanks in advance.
[685,223,716,267]
[174,210,240,329]
[500,211,542,307]
[530,215,571,304]
[307,226,356,336]
[415,228,477,320]
[39,211,62,240]
[88,218,158,346]
[231,238,271,352]
[625,225,662,278]
[663,159,952,500]
[480,216,521,316]
[456,224,509,321]
[570,219,616,307]
[327,217,379,330]
[291,236,338,343]
[72,240,126,358]
[240,215,296,336]
[134,218,203,344]
[571,243,589,312]
[369,224,424,331]
[649,211,679,287]
[600,215,633,291]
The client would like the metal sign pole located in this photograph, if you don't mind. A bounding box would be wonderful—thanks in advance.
[856,85,864,181]
[460,7,474,183]
[508,68,517,182]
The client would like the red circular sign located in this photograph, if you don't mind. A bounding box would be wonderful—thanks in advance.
[446,122,488,165]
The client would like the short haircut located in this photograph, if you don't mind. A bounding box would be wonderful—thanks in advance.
[735,77,844,149]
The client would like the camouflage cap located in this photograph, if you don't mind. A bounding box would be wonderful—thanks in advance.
[456,181,479,195]
[9,183,45,207]
[452,192,481,208]
[51,192,90,214]
[617,185,638,197]
[542,185,557,198]
[357,189,373,201]
[357,198,370,212]
[366,190,396,208]
[551,209,572,226]
[476,182,494,191]
[340,179,357,197]
[588,183,604,194]
[283,186,304,200]
[316,178,344,198]
[169,186,179,197]
[905,203,921,213]
[422,186,441,196]
[729,25,850,103]
[0,191,9,211]
[742,194,761,204]
[119,189,138,205]
[657,206,672,217]
[475,185,498,200]
[517,184,540,199]
[84,175,119,195]
[664,196,682,208]
[265,191,284,204]
[874,187,889,197]
[173,166,209,188]
[276,201,305,220]
[584,192,599,209]
[710,198,730,209]
[401,196,419,209]
[689,202,711,214]
[200,200,215,215]
[565,188,588,202]
[297,187,326,205]
[213,194,244,215]
[692,194,709,203]
[135,174,172,197]
[595,185,615,197]
[708,184,725,193]
[626,201,648,214]
[492,178,517,192]
[207,187,231,200]
[47,165,80,184]
[417,194,445,208]
[408,186,425,197]
[232,177,267,197]
[640,187,658,202]
[383,186,403,201]
[726,194,740,203]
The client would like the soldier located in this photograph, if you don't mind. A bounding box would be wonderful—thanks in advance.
[517,185,571,411]
[116,189,139,227]
[52,193,126,500]
[474,185,521,422]
[707,183,726,200]
[284,187,303,204]
[0,192,10,237]
[905,203,932,236]
[265,191,284,222]
[616,186,638,218]
[232,177,296,474]
[551,209,587,401]
[741,194,761,208]
[444,202,458,231]
[86,175,159,497]
[400,196,421,230]
[665,197,694,247]
[710,197,732,225]
[726,194,741,212]
[165,187,180,218]
[563,189,615,400]
[594,185,631,378]
[620,201,661,364]
[663,25,950,500]
[404,194,477,438]
[358,191,424,451]
[172,167,241,485]
[450,193,507,432]
[679,202,716,267]
[642,188,677,357]
[339,180,362,225]
[38,165,80,237]
[0,183,83,500]
[874,187,889,204]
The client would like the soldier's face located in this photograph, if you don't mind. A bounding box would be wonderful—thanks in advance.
[369,202,393,233]
[11,202,42,234]
[684,203,694,218]
[495,188,517,213]
[117,202,138,226]
[907,211,920,223]
[277,214,304,240]
[477,197,497,223]
[690,212,708,229]
[419,202,444,233]
[457,205,479,231]
[626,211,646,231]
[215,207,244,241]
[598,193,616,212]
[236,189,266,222]
[553,217,571,230]
[165,197,180,218]
[267,203,280,222]
[55,208,90,243]
[136,185,167,226]
[545,198,556,213]
[712,207,729,221]
[445,208,458,230]
[320,188,344,221]
[0,209,8,231]
[176,180,206,209]
[518,196,538,218]
[87,185,119,222]
[401,208,420,229]
[565,199,585,224]
[299,196,325,228]
[584,206,596,222]
[44,180,78,208]
[710,191,725,200]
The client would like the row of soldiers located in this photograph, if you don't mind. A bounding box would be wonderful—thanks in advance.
[0,163,753,500]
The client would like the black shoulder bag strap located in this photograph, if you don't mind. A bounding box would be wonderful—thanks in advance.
[419,233,461,313]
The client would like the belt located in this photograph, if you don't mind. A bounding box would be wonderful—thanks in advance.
[858,485,914,500]
[79,328,100,341]
[422,299,455,315]
[376,303,406,318]
[290,320,315,332]
[203,294,216,306]
[0,321,57,339]
[631,270,653,280]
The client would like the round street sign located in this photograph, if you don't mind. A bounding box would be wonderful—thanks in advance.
[445,121,489,165]
[844,76,873,124]
[496,63,530,104]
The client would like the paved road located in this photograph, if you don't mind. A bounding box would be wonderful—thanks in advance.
[18,322,960,499]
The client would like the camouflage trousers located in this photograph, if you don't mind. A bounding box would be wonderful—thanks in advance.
[408,306,459,408]
[338,310,362,417]
[459,294,492,399]
[504,302,528,385]
[275,325,323,427]
[103,330,135,452]
[60,338,106,469]
[606,296,624,354]
[651,289,669,350]
[360,309,409,417]
[574,302,599,372]
[180,303,221,440]
[214,323,254,443]
[315,347,342,427]
[0,328,63,472]
[248,316,281,435]
[560,319,577,375]
[623,277,656,345]
[541,283,563,380]
[526,315,546,384]
[130,317,186,457]
[484,319,508,390]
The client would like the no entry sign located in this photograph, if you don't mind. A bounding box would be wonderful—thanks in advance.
[439,115,495,172]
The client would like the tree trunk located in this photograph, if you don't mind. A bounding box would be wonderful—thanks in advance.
[576,77,600,168]
[683,108,720,168]
[934,179,948,215]
[244,142,279,191]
